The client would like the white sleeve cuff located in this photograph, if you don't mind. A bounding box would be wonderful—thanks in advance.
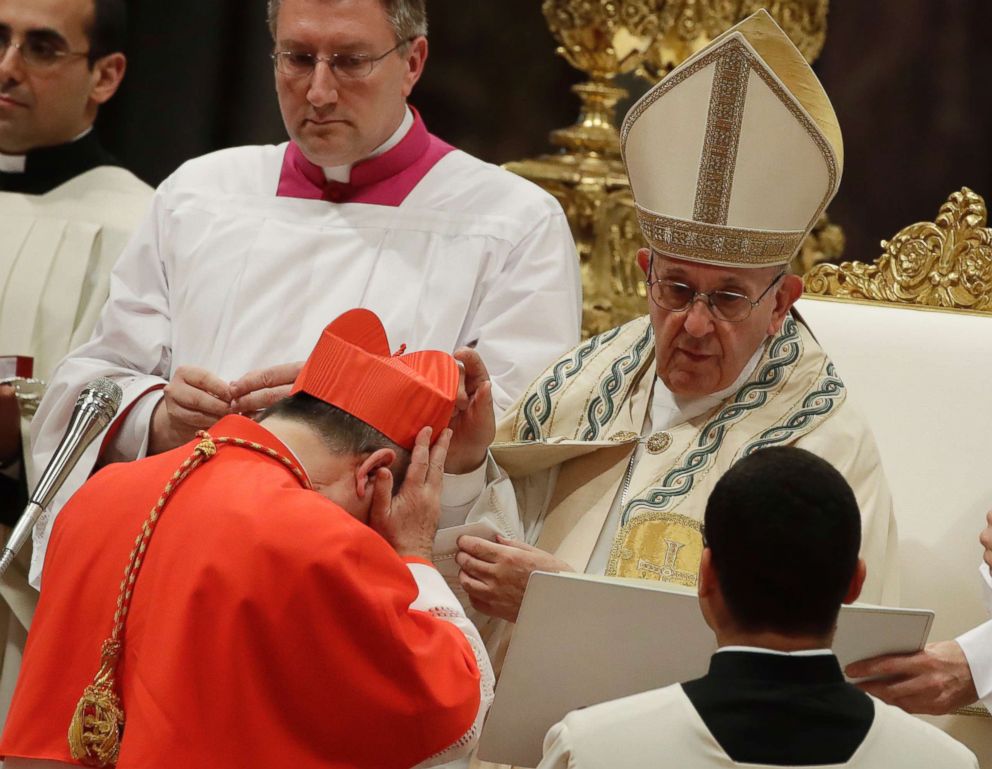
[980,563,992,615]
[107,389,163,462]
[957,618,992,708]
[441,456,489,508]
[406,561,466,615]
[405,561,496,769]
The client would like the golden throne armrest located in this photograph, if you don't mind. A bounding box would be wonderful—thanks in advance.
[803,187,992,315]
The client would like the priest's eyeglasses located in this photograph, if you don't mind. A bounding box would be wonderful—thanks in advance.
[0,32,89,69]
[271,39,414,80]
[646,271,786,323]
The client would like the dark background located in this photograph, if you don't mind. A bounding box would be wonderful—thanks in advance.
[97,0,992,265]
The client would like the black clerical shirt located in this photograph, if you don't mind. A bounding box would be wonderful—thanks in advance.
[0,130,121,195]
[681,650,875,766]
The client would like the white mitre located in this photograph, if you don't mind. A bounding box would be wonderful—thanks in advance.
[621,9,844,268]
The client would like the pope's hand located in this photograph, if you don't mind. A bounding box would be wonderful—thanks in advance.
[981,509,992,571]
[149,366,232,455]
[845,640,978,715]
[456,536,573,623]
[229,361,304,414]
[370,427,451,561]
[445,348,496,475]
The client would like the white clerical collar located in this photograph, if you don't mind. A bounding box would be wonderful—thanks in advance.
[0,126,94,174]
[322,107,414,184]
[0,153,25,173]
[717,645,834,657]
[650,342,765,431]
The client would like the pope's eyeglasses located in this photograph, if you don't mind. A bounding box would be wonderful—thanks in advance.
[646,270,786,323]
[271,38,413,80]
[0,31,89,70]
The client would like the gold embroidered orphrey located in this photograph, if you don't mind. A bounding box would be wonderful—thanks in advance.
[693,46,749,226]
[608,511,704,585]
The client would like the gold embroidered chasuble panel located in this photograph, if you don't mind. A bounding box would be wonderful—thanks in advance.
[493,313,846,588]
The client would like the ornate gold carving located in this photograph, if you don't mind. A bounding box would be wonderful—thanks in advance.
[639,0,741,81]
[640,0,830,81]
[738,0,829,64]
[542,0,659,155]
[804,188,992,313]
[581,189,650,337]
[794,211,845,274]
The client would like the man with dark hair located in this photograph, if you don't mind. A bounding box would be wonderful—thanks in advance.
[537,447,977,769]
[28,0,581,598]
[85,0,126,63]
[0,309,494,769]
[703,447,864,640]
[0,0,151,731]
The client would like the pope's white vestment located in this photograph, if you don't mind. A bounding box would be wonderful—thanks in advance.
[440,315,899,661]
[28,124,582,587]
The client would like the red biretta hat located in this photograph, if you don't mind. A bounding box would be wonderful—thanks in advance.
[290,309,459,450]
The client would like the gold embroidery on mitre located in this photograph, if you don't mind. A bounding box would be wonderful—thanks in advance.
[694,48,750,226]
[606,511,703,587]
[636,207,805,266]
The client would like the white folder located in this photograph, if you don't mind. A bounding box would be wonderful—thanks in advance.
[477,571,934,768]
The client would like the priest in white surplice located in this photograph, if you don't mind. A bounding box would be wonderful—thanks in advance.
[28,0,582,587]
[0,0,151,729]
[537,447,977,769]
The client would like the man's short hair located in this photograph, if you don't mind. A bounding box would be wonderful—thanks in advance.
[266,0,428,42]
[704,447,862,637]
[260,392,412,489]
[86,0,128,63]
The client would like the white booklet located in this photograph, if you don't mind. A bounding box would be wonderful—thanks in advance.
[478,571,934,768]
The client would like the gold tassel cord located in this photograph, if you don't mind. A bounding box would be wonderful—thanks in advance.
[67,432,308,767]
[67,641,125,767]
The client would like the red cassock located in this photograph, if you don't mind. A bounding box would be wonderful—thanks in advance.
[0,415,480,768]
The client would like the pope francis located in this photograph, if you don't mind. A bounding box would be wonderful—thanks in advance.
[439,10,899,664]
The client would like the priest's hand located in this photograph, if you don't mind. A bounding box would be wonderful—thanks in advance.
[229,361,304,414]
[456,536,573,623]
[149,366,233,455]
[845,640,978,715]
[370,427,451,561]
[445,348,495,475]
[981,509,992,570]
